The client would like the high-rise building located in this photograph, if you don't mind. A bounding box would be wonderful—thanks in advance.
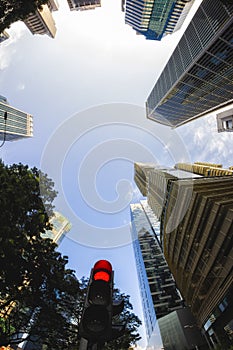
[130,200,183,342]
[125,0,195,40]
[0,95,33,142]
[0,31,9,43]
[175,161,233,176]
[42,211,72,245]
[134,162,233,348]
[216,107,233,133]
[134,162,159,196]
[24,0,58,38]
[66,0,101,11]
[146,0,233,127]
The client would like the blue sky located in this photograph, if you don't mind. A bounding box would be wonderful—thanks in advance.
[1,0,233,348]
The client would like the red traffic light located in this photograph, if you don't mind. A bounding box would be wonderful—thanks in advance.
[93,260,112,282]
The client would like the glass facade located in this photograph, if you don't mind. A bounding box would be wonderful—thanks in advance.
[130,200,183,342]
[42,211,72,245]
[125,0,194,40]
[0,97,33,141]
[146,0,233,126]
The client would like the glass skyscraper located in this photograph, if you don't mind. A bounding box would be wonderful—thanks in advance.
[125,0,195,40]
[130,200,183,343]
[42,211,72,245]
[0,95,33,142]
[146,0,233,127]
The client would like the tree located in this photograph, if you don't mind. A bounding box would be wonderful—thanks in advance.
[0,161,141,349]
[0,161,81,348]
[0,0,49,34]
[78,278,142,349]
[0,161,56,302]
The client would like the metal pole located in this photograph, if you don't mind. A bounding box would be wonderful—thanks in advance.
[79,337,88,350]
[87,342,99,350]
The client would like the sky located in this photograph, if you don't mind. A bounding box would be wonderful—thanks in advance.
[1,0,233,348]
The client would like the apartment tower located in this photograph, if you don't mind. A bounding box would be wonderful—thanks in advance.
[0,95,33,142]
[134,162,233,348]
[66,0,101,11]
[24,0,58,38]
[130,200,183,342]
[216,107,233,133]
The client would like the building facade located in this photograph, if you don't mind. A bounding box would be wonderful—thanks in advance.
[0,95,33,142]
[146,0,233,127]
[24,0,58,38]
[66,0,101,11]
[0,31,9,43]
[130,200,183,343]
[216,107,233,133]
[125,0,195,40]
[134,162,233,348]
[42,211,72,245]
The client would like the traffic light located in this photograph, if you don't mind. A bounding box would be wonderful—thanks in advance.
[79,260,113,342]
[79,260,125,345]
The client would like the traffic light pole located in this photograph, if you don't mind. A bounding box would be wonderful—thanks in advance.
[79,338,102,350]
[78,260,125,348]
[87,342,103,350]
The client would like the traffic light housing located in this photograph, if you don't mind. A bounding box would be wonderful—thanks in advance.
[79,260,113,342]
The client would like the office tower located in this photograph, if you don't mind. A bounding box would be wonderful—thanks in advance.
[24,0,58,38]
[134,162,233,348]
[66,0,101,11]
[146,0,233,127]
[130,200,183,342]
[125,0,194,40]
[42,211,72,245]
[216,107,233,133]
[0,95,33,142]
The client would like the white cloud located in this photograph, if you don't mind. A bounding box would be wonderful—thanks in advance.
[0,21,27,70]
[17,82,25,91]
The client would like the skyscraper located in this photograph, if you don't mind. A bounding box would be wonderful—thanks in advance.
[42,211,72,245]
[134,162,233,348]
[146,0,233,127]
[0,31,9,43]
[130,200,183,342]
[66,0,101,11]
[0,95,33,142]
[216,107,233,133]
[125,0,195,40]
[24,0,58,38]
[175,161,233,176]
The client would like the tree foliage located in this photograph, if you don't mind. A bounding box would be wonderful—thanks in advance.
[0,161,81,348]
[0,0,49,34]
[0,161,141,349]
